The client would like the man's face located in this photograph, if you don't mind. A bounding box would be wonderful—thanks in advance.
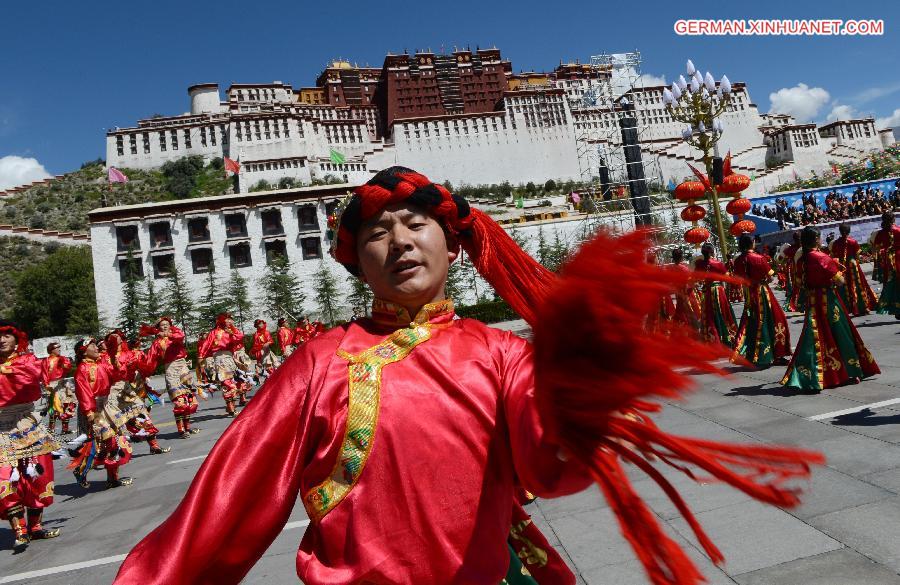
[356,202,457,312]
[50,345,61,356]
[256,322,265,331]
[0,333,17,355]
[159,320,171,334]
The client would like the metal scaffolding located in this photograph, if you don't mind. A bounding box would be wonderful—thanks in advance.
[571,51,683,259]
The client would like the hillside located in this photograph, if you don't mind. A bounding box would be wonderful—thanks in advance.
[0,236,52,320]
[0,156,235,233]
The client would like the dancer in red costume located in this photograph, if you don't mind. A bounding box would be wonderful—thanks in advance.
[872,212,900,318]
[731,235,792,368]
[198,314,243,417]
[275,317,295,358]
[830,223,878,316]
[291,316,316,347]
[144,318,191,391]
[693,243,738,346]
[115,167,822,585]
[105,331,169,456]
[251,320,279,377]
[72,338,134,489]
[41,342,73,434]
[670,248,701,334]
[0,322,61,550]
[782,227,880,391]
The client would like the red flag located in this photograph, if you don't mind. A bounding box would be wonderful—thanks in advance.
[224,157,240,174]
[831,164,839,175]
[108,167,129,183]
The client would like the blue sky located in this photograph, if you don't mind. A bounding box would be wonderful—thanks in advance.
[0,0,897,186]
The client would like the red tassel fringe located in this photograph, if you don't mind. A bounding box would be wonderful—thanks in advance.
[531,230,824,585]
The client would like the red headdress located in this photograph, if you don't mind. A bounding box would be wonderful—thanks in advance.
[155,316,174,328]
[328,166,823,585]
[0,320,30,354]
[139,323,160,337]
[216,313,231,327]
[104,330,130,355]
[254,319,267,329]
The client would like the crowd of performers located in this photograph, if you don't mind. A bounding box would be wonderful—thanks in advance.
[0,312,325,551]
[654,211,899,393]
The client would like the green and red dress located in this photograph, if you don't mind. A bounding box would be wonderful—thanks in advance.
[672,263,702,334]
[830,236,878,316]
[731,251,791,367]
[781,250,880,391]
[873,225,900,317]
[694,257,738,346]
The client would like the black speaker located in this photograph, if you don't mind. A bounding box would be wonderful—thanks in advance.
[712,156,724,186]
[598,158,612,201]
[618,103,651,226]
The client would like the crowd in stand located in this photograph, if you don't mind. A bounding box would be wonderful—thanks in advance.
[752,180,900,229]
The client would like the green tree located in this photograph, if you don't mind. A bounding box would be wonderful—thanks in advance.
[545,230,571,273]
[313,261,340,326]
[543,179,557,193]
[445,259,466,304]
[346,276,374,318]
[142,276,162,325]
[225,269,252,329]
[508,227,529,254]
[162,263,195,335]
[536,227,550,267]
[161,155,205,198]
[117,249,143,340]
[259,255,305,321]
[525,181,537,196]
[194,269,229,333]
[11,245,100,337]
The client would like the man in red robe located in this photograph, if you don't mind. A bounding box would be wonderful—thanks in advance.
[198,313,243,417]
[115,168,821,585]
[275,318,295,358]
[291,316,316,347]
[1,322,61,550]
[41,342,73,434]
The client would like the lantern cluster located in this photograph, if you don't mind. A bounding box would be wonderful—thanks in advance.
[674,180,710,246]
[718,171,755,236]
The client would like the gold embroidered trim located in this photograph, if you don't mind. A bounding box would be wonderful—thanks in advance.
[303,300,453,522]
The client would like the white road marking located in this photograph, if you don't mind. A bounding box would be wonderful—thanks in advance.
[0,520,311,583]
[165,454,208,465]
[808,398,900,421]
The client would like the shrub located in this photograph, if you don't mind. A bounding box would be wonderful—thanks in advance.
[455,299,519,323]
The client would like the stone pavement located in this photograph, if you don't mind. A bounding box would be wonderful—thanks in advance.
[0,270,898,584]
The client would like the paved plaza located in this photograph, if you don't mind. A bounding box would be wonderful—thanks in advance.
[1,268,899,584]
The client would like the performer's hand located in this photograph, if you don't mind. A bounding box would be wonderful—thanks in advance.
[86,411,95,423]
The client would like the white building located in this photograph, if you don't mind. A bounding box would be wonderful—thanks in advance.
[106,66,895,193]
[87,183,606,329]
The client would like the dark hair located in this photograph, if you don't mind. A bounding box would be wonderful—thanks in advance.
[46,342,60,352]
[883,211,895,224]
[671,248,684,263]
[839,223,850,236]
[800,226,819,249]
[700,243,714,257]
[738,234,753,252]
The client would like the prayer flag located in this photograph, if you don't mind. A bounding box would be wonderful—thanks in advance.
[570,192,581,204]
[108,167,129,183]
[224,157,240,174]
[329,149,346,165]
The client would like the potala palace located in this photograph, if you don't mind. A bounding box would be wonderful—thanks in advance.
[106,47,895,192]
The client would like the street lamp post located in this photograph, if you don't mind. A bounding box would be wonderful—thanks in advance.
[663,60,733,259]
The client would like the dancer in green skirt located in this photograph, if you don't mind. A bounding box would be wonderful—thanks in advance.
[782,227,880,391]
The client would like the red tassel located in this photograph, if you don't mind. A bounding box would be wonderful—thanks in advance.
[532,230,824,585]
[461,208,556,325]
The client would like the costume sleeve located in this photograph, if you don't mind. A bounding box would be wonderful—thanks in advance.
[61,356,73,377]
[500,332,591,498]
[113,348,312,585]
[197,330,214,359]
[75,364,96,414]
[230,326,244,345]
[40,358,51,387]
[848,239,860,256]
[170,327,186,344]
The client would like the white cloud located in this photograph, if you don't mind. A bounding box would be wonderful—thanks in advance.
[851,82,900,104]
[0,155,51,190]
[826,104,860,121]
[876,108,900,130]
[638,72,667,87]
[768,83,830,122]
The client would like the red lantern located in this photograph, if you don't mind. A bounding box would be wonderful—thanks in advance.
[674,181,706,202]
[680,204,706,222]
[684,226,711,244]
[730,219,756,236]
[718,173,751,194]
[725,197,752,215]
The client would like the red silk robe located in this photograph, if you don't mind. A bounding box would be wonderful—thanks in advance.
[40,355,72,387]
[276,326,294,354]
[198,326,243,359]
[250,327,273,361]
[114,302,590,585]
[1,354,42,409]
[873,225,900,279]
[147,326,188,366]
[693,257,738,345]
[74,358,128,415]
[731,251,791,365]
[830,236,878,315]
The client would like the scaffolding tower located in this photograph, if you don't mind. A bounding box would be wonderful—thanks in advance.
[571,51,682,259]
